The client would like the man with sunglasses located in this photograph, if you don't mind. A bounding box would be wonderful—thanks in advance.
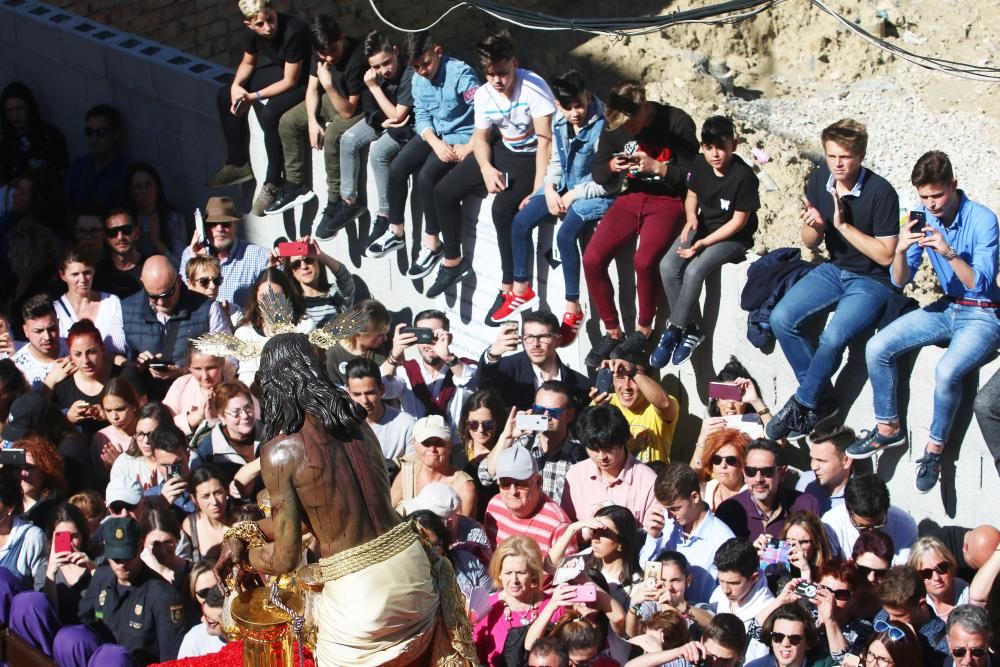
[93,209,145,299]
[473,310,590,411]
[821,473,917,565]
[945,605,992,667]
[122,256,231,399]
[478,380,585,504]
[482,444,572,559]
[64,104,128,211]
[875,566,949,667]
[715,439,819,543]
[179,197,272,311]
[590,352,679,463]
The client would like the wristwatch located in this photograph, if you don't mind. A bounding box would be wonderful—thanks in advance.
[943,246,959,261]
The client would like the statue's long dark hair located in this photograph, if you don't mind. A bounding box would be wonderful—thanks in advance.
[257,333,366,441]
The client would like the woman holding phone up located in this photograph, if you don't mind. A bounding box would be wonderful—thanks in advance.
[281,236,356,327]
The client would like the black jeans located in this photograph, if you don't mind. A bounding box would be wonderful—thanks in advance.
[215,65,305,184]
[434,144,536,283]
[387,136,456,236]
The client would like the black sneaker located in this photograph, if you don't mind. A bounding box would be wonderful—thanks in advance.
[264,182,316,216]
[365,218,405,258]
[610,331,649,360]
[206,162,253,187]
[408,245,443,279]
[484,291,506,327]
[426,260,472,298]
[585,334,621,369]
[790,400,840,443]
[765,396,806,441]
[315,199,350,240]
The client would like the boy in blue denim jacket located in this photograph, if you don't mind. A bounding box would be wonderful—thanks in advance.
[499,71,615,343]
[368,32,479,278]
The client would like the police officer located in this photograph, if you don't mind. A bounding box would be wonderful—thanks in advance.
[53,516,187,666]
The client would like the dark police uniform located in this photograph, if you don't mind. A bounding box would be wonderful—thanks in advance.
[79,562,186,665]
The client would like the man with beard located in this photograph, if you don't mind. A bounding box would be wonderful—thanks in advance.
[217,333,475,666]
[381,309,473,437]
[93,209,145,298]
[715,438,820,543]
[11,295,68,392]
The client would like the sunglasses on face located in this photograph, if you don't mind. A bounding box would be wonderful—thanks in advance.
[919,561,950,579]
[819,584,852,601]
[952,648,988,659]
[84,126,109,138]
[195,276,223,288]
[105,223,135,238]
[873,619,906,641]
[770,632,804,646]
[856,564,889,580]
[206,220,233,230]
[744,465,777,478]
[290,258,316,270]
[468,420,496,432]
[145,279,178,302]
[532,405,565,419]
[712,454,740,466]
[109,501,138,514]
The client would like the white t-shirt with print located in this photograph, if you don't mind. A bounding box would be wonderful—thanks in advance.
[473,68,555,153]
[11,344,59,391]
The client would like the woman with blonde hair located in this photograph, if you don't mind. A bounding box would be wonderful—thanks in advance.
[906,536,968,621]
[696,428,750,511]
[780,510,833,582]
[474,535,548,666]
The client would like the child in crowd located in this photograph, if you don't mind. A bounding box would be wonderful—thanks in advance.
[500,70,616,343]
[425,31,556,307]
[650,116,760,367]
[369,32,479,277]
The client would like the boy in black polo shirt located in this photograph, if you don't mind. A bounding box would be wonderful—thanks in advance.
[766,118,899,442]
[651,116,760,367]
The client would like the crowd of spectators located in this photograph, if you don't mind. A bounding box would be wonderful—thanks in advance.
[2,0,1000,665]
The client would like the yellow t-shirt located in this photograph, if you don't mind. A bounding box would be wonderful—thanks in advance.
[610,394,678,463]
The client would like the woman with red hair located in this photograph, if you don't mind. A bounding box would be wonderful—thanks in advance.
[695,428,750,512]
[15,434,65,529]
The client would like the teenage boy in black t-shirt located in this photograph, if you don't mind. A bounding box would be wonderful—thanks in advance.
[270,15,367,225]
[208,0,308,215]
[651,116,760,368]
[765,118,900,442]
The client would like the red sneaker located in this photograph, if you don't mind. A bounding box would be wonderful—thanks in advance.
[559,311,585,346]
[488,287,539,323]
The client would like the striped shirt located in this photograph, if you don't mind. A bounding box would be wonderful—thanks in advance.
[483,494,572,559]
[180,238,271,311]
[473,68,555,153]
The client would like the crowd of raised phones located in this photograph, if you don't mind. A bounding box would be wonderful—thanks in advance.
[1,0,999,664]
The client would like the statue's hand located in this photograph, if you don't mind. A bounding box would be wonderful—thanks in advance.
[215,538,247,584]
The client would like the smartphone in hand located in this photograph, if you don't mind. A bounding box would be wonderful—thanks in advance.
[595,368,613,395]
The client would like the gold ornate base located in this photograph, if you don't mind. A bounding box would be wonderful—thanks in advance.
[230,586,304,667]
[241,632,292,667]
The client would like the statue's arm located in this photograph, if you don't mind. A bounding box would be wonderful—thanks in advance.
[249,438,304,574]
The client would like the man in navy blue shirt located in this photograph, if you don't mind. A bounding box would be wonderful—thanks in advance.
[846,151,1000,494]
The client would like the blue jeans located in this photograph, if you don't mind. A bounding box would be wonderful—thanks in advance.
[867,299,1000,443]
[511,192,613,301]
[771,262,893,409]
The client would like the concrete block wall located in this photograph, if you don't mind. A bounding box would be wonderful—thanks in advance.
[4,0,997,526]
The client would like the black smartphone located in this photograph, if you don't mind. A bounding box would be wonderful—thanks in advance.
[233,98,244,114]
[401,327,435,344]
[0,449,26,466]
[147,362,170,370]
[595,368,613,395]
[909,210,926,224]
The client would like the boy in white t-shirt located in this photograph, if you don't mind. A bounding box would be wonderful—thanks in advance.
[425,31,556,316]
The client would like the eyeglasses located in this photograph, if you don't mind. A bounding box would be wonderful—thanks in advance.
[290,258,316,270]
[873,619,906,641]
[744,465,777,478]
[195,276,223,288]
[531,405,565,419]
[468,420,496,432]
[863,651,895,667]
[712,454,740,466]
[856,564,890,581]
[224,406,255,418]
[770,632,804,646]
[206,220,233,229]
[919,561,950,580]
[109,501,138,514]
[105,223,135,238]
[818,584,852,601]
[522,333,557,344]
[951,648,988,659]
[135,430,154,440]
[849,514,887,532]
[145,279,178,302]
[84,126,109,138]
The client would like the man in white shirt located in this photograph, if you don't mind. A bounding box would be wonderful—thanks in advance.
[177,586,227,658]
[381,309,472,440]
[11,295,69,392]
[796,424,856,515]
[346,357,415,461]
[822,472,917,564]
[708,538,775,662]
[639,462,735,603]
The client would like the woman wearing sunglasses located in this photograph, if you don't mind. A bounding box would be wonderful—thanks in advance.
[907,537,969,622]
[459,389,507,517]
[280,236,356,327]
[55,246,127,359]
[696,428,750,512]
[851,529,894,619]
[858,619,922,667]
[813,560,874,662]
[746,604,828,667]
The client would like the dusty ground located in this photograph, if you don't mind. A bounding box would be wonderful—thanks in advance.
[527,0,1000,302]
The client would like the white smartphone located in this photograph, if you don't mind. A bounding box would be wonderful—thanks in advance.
[516,414,549,431]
